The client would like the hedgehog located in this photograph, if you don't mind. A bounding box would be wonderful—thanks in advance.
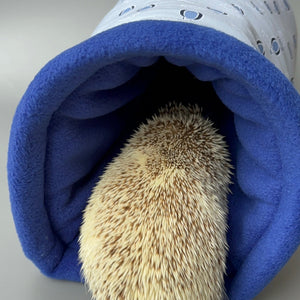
[79,102,232,300]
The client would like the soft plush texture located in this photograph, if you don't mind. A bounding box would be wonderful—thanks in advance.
[7,20,300,300]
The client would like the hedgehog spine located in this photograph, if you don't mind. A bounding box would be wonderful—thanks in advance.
[79,102,232,300]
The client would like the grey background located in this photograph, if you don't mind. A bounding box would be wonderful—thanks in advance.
[1,1,300,299]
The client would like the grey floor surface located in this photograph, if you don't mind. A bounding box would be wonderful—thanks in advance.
[1,1,300,299]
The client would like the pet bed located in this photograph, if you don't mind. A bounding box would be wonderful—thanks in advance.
[7,1,300,299]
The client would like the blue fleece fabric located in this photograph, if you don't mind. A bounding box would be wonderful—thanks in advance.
[7,21,300,300]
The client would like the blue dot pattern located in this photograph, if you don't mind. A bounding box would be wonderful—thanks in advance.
[180,10,203,20]
[93,0,297,82]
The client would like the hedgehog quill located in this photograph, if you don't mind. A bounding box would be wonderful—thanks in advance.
[79,102,232,300]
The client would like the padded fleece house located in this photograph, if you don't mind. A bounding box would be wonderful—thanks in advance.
[7,1,300,299]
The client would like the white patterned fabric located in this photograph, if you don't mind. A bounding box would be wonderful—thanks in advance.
[92,0,297,81]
